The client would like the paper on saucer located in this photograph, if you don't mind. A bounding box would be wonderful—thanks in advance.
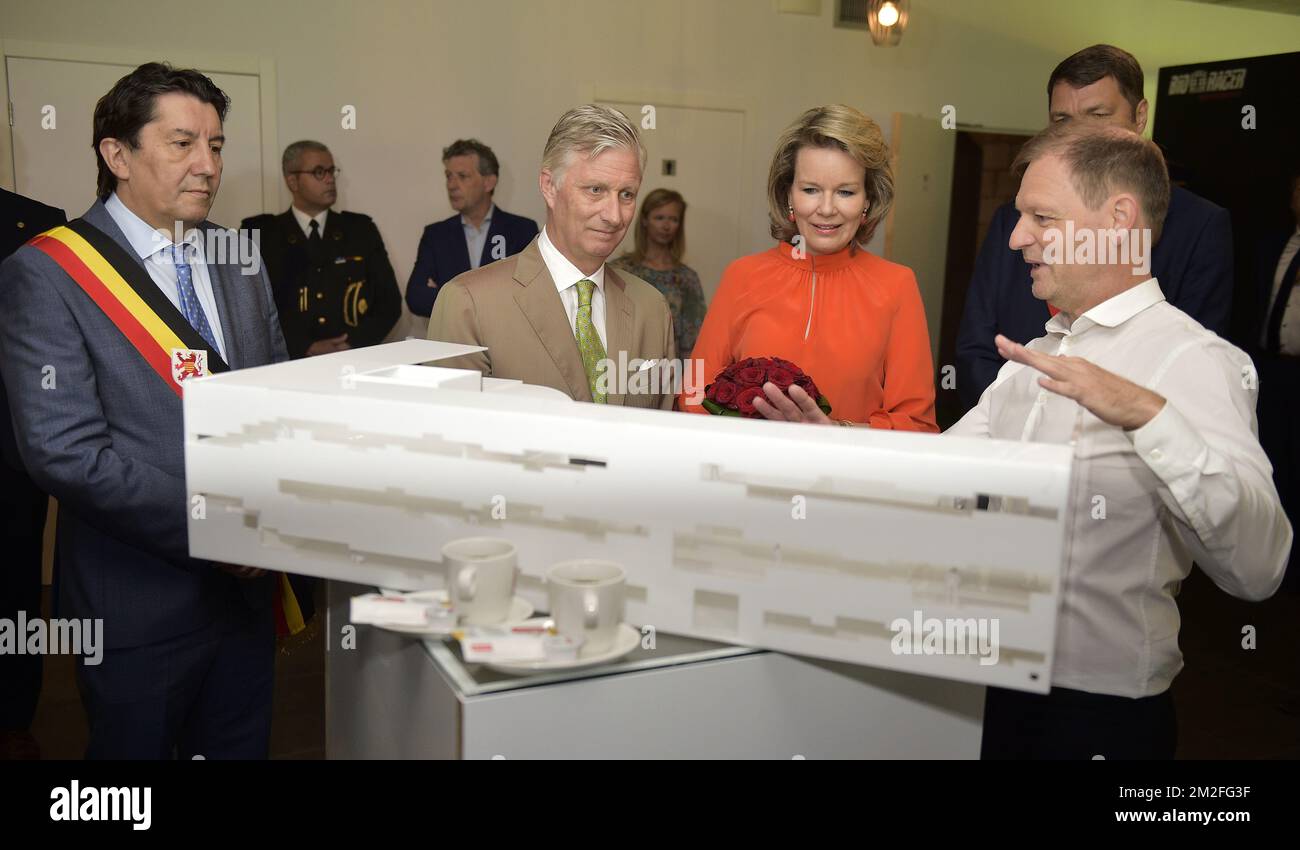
[481,620,641,675]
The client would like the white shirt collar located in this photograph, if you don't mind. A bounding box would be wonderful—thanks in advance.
[105,192,201,261]
[461,203,495,231]
[538,226,605,293]
[291,205,329,238]
[1045,277,1166,336]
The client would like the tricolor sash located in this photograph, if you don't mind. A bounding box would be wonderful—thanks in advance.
[29,218,230,397]
[28,218,309,637]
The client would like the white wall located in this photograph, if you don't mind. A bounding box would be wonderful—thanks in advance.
[4,0,1299,328]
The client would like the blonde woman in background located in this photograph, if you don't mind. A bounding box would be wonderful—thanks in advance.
[612,189,707,358]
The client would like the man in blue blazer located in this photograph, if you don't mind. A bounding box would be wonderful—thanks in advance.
[405,139,538,317]
[956,45,1233,411]
[0,63,288,759]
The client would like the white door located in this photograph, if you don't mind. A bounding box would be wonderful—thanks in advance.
[597,101,745,303]
[885,112,955,367]
[6,56,263,229]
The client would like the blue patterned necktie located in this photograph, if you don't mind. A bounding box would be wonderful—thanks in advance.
[170,243,219,353]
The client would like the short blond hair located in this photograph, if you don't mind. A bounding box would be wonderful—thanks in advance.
[767,104,894,247]
[541,105,647,187]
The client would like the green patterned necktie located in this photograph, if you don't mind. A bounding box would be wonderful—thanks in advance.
[574,279,608,403]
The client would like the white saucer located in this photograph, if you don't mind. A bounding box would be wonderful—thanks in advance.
[372,590,534,636]
[482,620,641,675]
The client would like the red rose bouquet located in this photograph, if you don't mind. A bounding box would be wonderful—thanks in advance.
[700,356,832,418]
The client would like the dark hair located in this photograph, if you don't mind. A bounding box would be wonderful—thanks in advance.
[1047,45,1145,120]
[93,62,230,201]
[442,138,500,193]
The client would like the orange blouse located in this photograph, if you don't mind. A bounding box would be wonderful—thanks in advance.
[681,242,938,431]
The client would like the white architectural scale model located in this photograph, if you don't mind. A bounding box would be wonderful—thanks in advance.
[185,340,1072,692]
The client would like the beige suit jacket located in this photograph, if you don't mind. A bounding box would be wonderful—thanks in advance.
[426,237,677,409]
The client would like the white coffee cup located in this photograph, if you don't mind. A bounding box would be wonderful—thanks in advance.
[442,537,517,625]
[546,560,626,656]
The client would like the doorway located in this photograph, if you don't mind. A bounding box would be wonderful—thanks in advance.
[936,129,1030,429]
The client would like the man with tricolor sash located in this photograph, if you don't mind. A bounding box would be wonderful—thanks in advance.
[0,63,291,759]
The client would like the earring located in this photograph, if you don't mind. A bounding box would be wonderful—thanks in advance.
[862,208,868,218]
[788,206,795,222]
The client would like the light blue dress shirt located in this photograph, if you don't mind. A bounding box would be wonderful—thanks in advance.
[463,203,494,270]
[104,193,229,361]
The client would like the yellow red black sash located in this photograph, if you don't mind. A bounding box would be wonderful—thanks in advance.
[29,219,307,636]
[29,219,229,397]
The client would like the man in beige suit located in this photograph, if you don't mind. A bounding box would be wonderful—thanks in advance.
[427,105,676,410]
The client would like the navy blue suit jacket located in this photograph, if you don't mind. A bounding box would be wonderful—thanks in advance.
[956,185,1233,409]
[404,206,537,317]
[1255,227,1299,351]
[0,201,289,649]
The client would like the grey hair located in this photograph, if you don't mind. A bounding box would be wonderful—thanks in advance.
[282,139,330,176]
[541,105,646,187]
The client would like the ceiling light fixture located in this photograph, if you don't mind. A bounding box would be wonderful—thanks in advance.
[869,0,909,47]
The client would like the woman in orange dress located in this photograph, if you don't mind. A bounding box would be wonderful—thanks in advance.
[680,104,937,431]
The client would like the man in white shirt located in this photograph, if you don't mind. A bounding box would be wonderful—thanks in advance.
[426,106,676,410]
[944,123,1292,759]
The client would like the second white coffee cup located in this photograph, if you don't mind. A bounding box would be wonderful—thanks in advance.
[546,560,626,656]
[442,537,518,625]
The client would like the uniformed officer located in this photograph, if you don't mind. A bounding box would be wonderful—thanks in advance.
[242,140,401,358]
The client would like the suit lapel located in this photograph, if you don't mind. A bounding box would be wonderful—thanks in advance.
[602,267,635,406]
[511,240,591,401]
[202,228,243,370]
[449,217,473,272]
[72,206,230,373]
[323,209,344,246]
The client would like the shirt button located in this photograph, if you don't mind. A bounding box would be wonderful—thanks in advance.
[317,317,326,325]
[316,292,324,300]
[1150,448,1164,462]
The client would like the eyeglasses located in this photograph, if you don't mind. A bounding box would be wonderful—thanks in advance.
[290,166,341,180]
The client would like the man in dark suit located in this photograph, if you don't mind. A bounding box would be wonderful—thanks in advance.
[0,63,288,759]
[241,140,401,359]
[0,188,65,760]
[405,139,538,318]
[1254,170,1300,592]
[956,44,1233,411]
